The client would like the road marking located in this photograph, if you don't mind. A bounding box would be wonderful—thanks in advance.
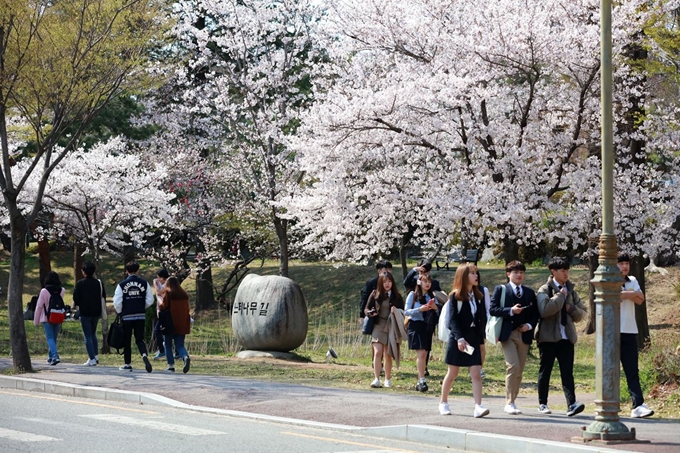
[82,414,226,435]
[0,390,158,414]
[0,427,60,442]
[281,431,418,452]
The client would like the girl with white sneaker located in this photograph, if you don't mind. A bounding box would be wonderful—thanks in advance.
[364,272,404,388]
[439,263,489,418]
[404,274,440,392]
[73,261,105,366]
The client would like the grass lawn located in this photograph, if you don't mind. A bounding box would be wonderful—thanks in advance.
[1,249,678,418]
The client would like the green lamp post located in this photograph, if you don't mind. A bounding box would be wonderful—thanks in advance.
[582,0,635,441]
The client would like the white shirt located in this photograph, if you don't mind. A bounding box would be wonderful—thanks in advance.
[621,276,641,334]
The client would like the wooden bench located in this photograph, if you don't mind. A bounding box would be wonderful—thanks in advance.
[435,249,480,271]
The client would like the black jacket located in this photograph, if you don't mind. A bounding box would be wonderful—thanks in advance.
[489,283,539,345]
[448,293,487,343]
[403,268,442,293]
[359,277,378,318]
[73,276,105,317]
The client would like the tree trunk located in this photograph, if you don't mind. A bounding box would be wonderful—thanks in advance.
[37,239,51,287]
[631,255,650,349]
[502,236,520,264]
[73,243,85,284]
[399,234,408,281]
[195,262,216,311]
[274,216,289,278]
[8,222,33,372]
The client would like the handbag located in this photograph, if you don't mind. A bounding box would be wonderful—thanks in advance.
[158,308,174,335]
[438,300,451,342]
[107,314,125,353]
[361,315,375,335]
[485,285,506,345]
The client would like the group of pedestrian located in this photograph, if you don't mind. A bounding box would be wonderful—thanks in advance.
[34,261,192,374]
[360,254,654,420]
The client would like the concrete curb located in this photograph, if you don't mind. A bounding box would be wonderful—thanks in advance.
[0,375,634,453]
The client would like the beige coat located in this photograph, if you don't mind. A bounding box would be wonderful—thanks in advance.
[536,276,586,344]
[387,309,407,368]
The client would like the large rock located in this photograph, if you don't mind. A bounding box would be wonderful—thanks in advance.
[232,274,308,352]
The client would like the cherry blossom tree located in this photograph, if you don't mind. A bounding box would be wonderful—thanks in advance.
[167,0,327,277]
[286,0,680,271]
[0,0,167,371]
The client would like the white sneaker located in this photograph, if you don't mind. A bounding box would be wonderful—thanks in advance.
[474,404,490,418]
[538,404,552,414]
[631,403,654,418]
[383,379,392,388]
[370,378,381,388]
[82,358,97,366]
[504,403,521,414]
[439,402,452,415]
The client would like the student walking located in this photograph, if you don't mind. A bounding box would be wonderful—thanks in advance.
[73,261,105,366]
[536,257,587,416]
[364,272,405,388]
[152,268,169,360]
[34,271,66,365]
[439,263,489,418]
[404,273,440,392]
[113,261,154,372]
[617,253,654,418]
[159,276,192,373]
[489,260,539,415]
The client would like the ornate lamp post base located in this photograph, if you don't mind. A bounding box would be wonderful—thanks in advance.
[581,421,636,441]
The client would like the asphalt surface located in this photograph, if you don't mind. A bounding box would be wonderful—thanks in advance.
[0,358,677,453]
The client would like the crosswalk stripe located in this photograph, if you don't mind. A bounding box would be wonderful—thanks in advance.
[0,427,60,442]
[81,414,225,436]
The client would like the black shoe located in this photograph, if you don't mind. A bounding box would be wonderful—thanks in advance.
[567,401,585,417]
[143,355,152,373]
[166,366,175,372]
[182,356,191,374]
[415,381,428,392]
[424,369,430,377]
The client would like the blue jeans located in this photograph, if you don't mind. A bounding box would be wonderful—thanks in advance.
[80,316,99,360]
[42,323,61,361]
[164,334,188,366]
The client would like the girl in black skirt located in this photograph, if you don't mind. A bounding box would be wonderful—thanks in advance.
[439,263,489,418]
[404,273,440,392]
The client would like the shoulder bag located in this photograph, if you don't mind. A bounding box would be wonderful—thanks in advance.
[485,285,506,345]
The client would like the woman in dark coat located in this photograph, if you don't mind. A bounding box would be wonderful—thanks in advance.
[158,276,192,373]
[438,263,489,418]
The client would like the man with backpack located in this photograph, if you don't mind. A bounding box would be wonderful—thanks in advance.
[33,271,66,365]
[113,261,154,372]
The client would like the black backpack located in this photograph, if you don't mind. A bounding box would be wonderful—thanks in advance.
[44,291,66,324]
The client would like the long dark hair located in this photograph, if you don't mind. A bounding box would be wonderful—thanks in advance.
[376,272,399,300]
[164,276,188,300]
[44,271,62,290]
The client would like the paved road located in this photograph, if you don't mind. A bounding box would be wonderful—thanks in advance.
[0,358,677,453]
[0,389,456,453]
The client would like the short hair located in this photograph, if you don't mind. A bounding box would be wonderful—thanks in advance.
[157,268,170,278]
[81,261,96,277]
[506,260,526,273]
[125,261,140,273]
[376,260,393,270]
[547,256,570,271]
[418,259,432,273]
[617,252,631,263]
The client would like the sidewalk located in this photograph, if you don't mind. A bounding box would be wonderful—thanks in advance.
[0,358,677,453]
